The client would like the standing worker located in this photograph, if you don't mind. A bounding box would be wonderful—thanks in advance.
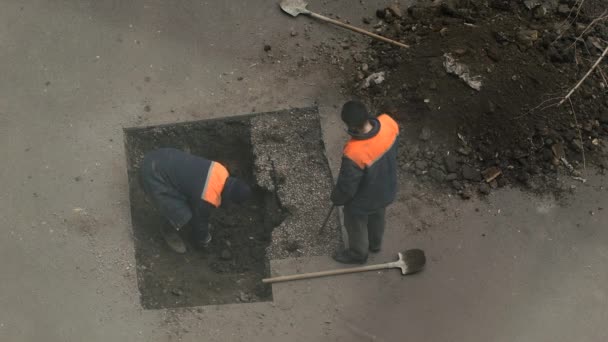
[331,101,400,264]
[140,148,252,253]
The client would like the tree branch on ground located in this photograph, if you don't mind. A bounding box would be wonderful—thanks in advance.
[558,44,608,106]
[568,98,586,171]
[566,10,608,51]
[552,0,586,45]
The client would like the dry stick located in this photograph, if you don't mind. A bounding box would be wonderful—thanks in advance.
[597,65,608,86]
[565,11,608,51]
[541,98,566,111]
[558,44,608,106]
[515,96,563,119]
[568,98,586,171]
[572,0,586,23]
[552,0,586,45]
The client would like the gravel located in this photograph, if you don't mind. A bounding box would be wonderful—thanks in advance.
[250,107,340,259]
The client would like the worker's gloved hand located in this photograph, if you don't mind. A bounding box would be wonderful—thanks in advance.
[193,232,212,250]
[192,222,212,250]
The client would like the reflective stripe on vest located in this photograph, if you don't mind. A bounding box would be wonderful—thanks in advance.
[343,114,399,169]
[201,161,229,207]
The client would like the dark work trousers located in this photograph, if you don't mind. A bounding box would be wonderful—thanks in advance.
[343,207,386,258]
[140,156,192,230]
[190,199,211,243]
[140,155,211,242]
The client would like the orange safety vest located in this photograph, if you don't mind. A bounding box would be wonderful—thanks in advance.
[201,161,229,207]
[343,114,399,169]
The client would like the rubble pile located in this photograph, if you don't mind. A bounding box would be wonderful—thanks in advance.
[347,0,608,197]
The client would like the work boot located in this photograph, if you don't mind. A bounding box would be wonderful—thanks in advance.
[193,232,212,250]
[369,246,381,253]
[160,226,187,254]
[332,249,367,264]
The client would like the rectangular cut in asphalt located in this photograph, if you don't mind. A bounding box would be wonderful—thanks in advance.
[251,107,340,259]
[123,106,339,308]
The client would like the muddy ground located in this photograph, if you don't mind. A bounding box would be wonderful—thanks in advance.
[342,0,608,198]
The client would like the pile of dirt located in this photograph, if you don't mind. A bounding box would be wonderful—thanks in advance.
[347,0,608,198]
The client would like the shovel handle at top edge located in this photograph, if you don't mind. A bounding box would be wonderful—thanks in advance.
[308,12,410,49]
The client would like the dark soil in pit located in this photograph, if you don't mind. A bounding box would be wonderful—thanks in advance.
[345,0,608,198]
[124,116,286,309]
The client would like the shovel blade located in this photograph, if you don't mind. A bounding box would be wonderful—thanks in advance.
[279,0,310,17]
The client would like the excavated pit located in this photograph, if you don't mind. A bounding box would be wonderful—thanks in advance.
[124,107,338,309]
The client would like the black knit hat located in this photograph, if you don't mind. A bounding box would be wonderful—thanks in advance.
[341,101,370,127]
[222,177,252,204]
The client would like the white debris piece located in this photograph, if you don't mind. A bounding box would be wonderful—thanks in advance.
[443,53,482,91]
[523,0,541,10]
[362,71,385,89]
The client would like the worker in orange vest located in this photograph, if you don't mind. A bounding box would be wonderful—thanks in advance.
[140,148,252,253]
[331,101,400,264]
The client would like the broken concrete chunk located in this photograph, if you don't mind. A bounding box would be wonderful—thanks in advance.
[443,53,482,91]
[362,71,386,88]
[551,143,565,159]
[516,30,539,46]
[239,291,251,303]
[429,168,447,182]
[444,155,460,173]
[462,164,481,181]
[478,183,491,195]
[457,147,472,156]
[387,4,402,18]
[482,166,502,183]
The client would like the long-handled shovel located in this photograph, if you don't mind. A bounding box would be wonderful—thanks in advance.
[262,249,426,284]
[318,205,335,235]
[279,0,410,49]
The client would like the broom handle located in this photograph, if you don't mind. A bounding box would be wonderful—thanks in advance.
[308,12,410,49]
[262,262,393,284]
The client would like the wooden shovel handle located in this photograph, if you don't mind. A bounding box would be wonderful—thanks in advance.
[262,262,390,284]
[308,12,409,49]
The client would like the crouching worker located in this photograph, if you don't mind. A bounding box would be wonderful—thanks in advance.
[140,148,252,253]
[331,101,399,264]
